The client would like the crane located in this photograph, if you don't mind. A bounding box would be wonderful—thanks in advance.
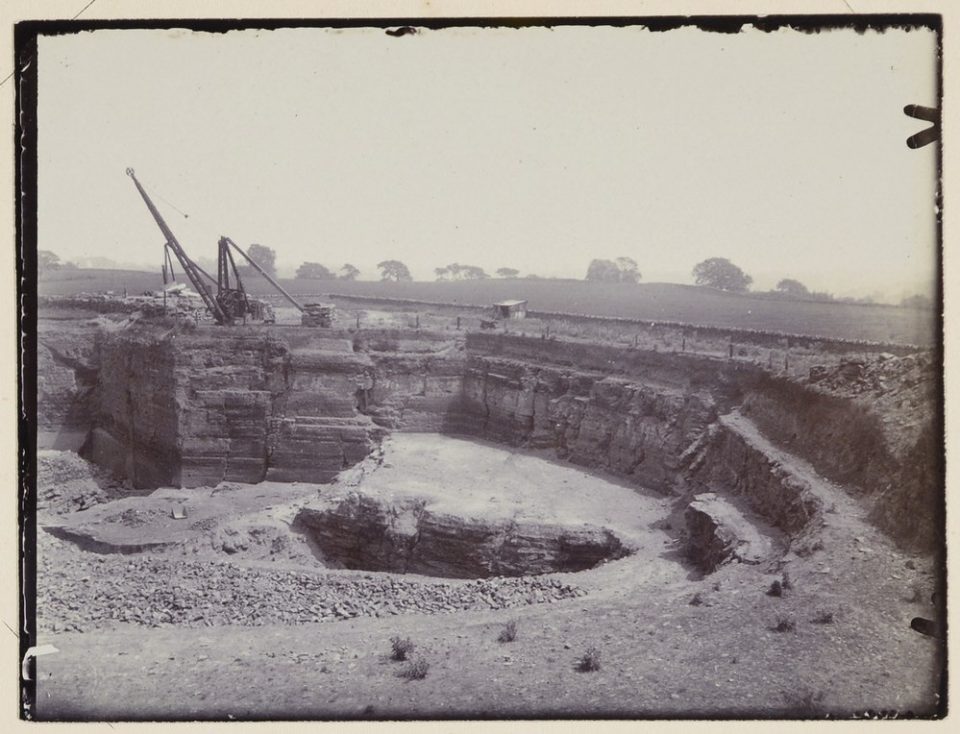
[126,168,231,324]
[128,168,327,327]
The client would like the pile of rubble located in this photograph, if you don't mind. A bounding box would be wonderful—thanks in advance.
[39,291,209,320]
[37,450,113,517]
[301,302,335,327]
[37,533,586,633]
[807,351,935,399]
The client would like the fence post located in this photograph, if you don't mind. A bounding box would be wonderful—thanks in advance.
[682,335,686,352]
[456,316,461,330]
[356,314,360,330]
[416,313,420,329]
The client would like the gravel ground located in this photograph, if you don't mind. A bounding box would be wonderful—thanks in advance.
[37,533,586,633]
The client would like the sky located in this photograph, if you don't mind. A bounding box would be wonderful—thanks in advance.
[37,24,938,301]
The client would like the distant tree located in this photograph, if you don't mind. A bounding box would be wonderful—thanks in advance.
[444,263,463,280]
[377,260,412,282]
[496,267,520,278]
[245,244,277,278]
[437,263,487,280]
[615,256,641,284]
[339,263,360,281]
[901,294,933,309]
[586,259,620,283]
[526,274,542,280]
[586,257,641,284]
[39,250,61,274]
[692,257,752,292]
[461,265,489,280]
[61,260,79,270]
[810,291,835,302]
[776,278,810,297]
[296,262,335,279]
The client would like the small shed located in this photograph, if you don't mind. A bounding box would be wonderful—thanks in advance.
[493,299,528,320]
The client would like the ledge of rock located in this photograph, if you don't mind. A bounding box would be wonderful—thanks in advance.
[295,490,629,579]
[683,492,779,573]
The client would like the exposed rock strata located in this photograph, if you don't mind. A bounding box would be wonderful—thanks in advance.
[295,491,628,578]
[683,492,778,573]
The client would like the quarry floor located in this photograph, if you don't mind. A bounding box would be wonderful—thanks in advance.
[33,435,942,720]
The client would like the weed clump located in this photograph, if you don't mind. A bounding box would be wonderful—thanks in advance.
[399,657,430,680]
[689,592,704,606]
[771,616,796,633]
[811,610,834,624]
[498,621,518,643]
[766,580,783,597]
[390,636,415,662]
[576,647,602,672]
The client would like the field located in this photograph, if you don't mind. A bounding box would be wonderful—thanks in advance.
[38,269,936,346]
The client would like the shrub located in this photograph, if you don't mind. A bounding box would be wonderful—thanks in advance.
[771,616,796,633]
[811,610,834,624]
[766,580,783,597]
[576,647,602,672]
[399,657,430,680]
[689,592,704,606]
[498,621,518,643]
[390,636,415,662]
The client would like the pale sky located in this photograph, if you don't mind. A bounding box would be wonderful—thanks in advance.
[37,24,938,300]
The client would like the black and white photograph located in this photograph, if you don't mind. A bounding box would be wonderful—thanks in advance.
[15,3,948,723]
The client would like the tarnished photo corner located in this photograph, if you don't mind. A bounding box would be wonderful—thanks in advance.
[19,15,944,721]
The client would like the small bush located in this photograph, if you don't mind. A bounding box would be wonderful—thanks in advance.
[689,592,704,606]
[498,621,518,643]
[390,636,415,662]
[811,610,834,625]
[766,580,783,597]
[771,616,796,633]
[576,647,602,672]
[399,656,430,680]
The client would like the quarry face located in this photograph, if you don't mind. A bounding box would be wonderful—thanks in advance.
[34,309,943,718]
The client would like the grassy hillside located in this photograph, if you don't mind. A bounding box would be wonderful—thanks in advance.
[38,270,935,346]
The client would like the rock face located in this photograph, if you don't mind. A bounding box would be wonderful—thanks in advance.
[90,328,384,488]
[295,491,628,578]
[454,335,735,492]
[38,320,101,450]
[683,415,823,537]
[683,492,778,573]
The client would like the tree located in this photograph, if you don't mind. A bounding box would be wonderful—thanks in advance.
[776,278,810,297]
[377,260,412,282]
[434,266,449,281]
[496,267,520,278]
[692,257,752,292]
[461,265,489,280]
[245,244,277,278]
[39,250,61,274]
[296,262,335,279]
[616,257,641,284]
[586,259,620,283]
[586,257,641,284]
[339,263,360,281]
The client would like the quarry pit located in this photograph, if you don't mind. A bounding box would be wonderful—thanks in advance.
[34,302,943,718]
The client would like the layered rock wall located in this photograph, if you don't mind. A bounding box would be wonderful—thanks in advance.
[296,491,627,578]
[92,328,381,488]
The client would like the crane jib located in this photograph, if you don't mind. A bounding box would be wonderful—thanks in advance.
[125,168,231,324]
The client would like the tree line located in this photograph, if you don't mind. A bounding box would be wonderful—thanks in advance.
[36,244,934,309]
